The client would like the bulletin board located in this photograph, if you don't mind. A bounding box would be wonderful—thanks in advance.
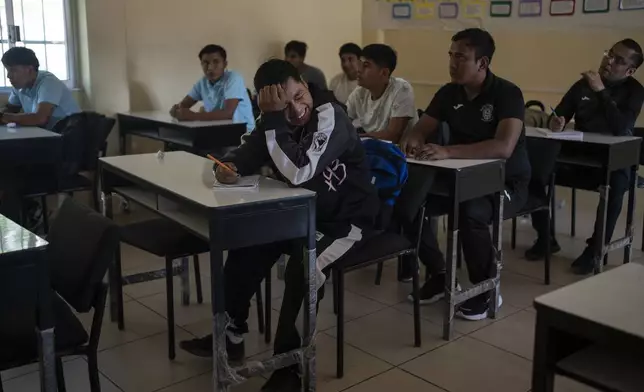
[365,0,644,30]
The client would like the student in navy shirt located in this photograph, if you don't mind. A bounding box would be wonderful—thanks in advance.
[170,44,255,132]
[1,47,80,130]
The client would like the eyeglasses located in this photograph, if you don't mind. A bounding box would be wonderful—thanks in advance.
[603,50,631,67]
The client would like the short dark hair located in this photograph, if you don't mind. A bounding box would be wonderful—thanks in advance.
[361,44,397,73]
[284,41,307,58]
[198,44,227,61]
[618,38,643,69]
[1,47,39,69]
[339,43,361,58]
[451,28,496,63]
[254,59,302,92]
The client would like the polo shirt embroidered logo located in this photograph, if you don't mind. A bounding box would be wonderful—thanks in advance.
[453,104,463,110]
[481,104,494,122]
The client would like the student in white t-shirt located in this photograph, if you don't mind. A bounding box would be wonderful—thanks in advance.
[346,44,418,143]
[329,43,361,104]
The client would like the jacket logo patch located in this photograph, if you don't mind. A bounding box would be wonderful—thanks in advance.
[312,132,328,153]
[581,96,590,101]
[323,159,347,192]
[453,104,463,110]
[481,104,494,122]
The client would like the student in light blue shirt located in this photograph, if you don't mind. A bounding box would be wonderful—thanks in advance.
[170,44,255,132]
[1,47,80,130]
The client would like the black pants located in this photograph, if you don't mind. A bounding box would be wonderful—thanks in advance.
[531,167,629,247]
[224,227,364,355]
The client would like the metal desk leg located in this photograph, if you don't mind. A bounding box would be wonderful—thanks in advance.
[594,182,610,275]
[532,315,555,392]
[624,165,637,264]
[119,129,127,155]
[489,192,504,319]
[443,194,460,341]
[209,217,229,392]
[302,198,317,392]
[102,191,123,327]
[37,250,57,392]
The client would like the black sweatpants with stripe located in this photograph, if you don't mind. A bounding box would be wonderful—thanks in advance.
[225,227,364,356]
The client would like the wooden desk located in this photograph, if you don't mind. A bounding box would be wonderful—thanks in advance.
[525,127,641,273]
[407,158,505,340]
[0,215,55,392]
[99,151,317,391]
[532,262,644,392]
[0,126,62,166]
[117,111,247,155]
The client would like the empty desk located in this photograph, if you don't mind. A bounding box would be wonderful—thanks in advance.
[532,262,644,392]
[117,111,247,155]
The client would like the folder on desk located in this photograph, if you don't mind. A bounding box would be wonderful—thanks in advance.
[214,175,261,190]
[534,127,584,141]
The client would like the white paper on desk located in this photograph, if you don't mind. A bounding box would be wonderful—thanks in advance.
[534,127,583,141]
[214,175,260,190]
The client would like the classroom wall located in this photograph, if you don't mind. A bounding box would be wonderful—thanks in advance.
[363,21,644,126]
[75,0,362,153]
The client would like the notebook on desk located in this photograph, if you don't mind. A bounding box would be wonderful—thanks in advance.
[213,175,261,190]
[533,127,584,141]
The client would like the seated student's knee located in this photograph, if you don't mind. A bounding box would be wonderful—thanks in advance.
[459,198,492,230]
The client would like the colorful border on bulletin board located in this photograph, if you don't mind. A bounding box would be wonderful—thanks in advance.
[550,0,576,15]
[490,0,513,16]
[618,0,644,10]
[582,0,610,12]
[392,3,412,19]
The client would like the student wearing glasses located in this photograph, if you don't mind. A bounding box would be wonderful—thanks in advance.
[526,39,644,275]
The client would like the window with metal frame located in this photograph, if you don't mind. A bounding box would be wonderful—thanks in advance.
[0,0,75,89]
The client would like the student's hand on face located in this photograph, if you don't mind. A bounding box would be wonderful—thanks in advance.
[214,162,238,184]
[581,70,605,92]
[174,108,196,121]
[416,143,450,161]
[258,85,288,113]
[549,116,566,132]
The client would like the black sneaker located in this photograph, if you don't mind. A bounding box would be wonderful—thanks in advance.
[407,274,461,305]
[571,247,595,275]
[179,331,245,362]
[261,367,301,392]
[524,237,561,261]
[637,175,644,189]
[455,294,503,321]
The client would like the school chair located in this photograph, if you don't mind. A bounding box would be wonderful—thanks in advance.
[21,112,115,231]
[0,198,120,392]
[113,217,270,359]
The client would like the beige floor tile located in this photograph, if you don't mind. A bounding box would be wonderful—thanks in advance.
[1,358,122,392]
[315,333,392,392]
[402,336,532,392]
[182,302,279,359]
[98,330,211,392]
[77,300,168,351]
[556,375,600,392]
[342,265,412,306]
[343,368,443,392]
[499,270,562,309]
[394,295,522,335]
[326,307,456,365]
[1,363,40,383]
[471,310,536,360]
[156,372,267,392]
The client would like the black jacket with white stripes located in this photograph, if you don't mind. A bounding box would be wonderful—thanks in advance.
[221,90,380,238]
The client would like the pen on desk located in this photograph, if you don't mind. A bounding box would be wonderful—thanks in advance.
[206,154,239,176]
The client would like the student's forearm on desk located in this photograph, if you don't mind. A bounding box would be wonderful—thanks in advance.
[2,112,49,127]
[1,105,21,114]
[189,110,234,121]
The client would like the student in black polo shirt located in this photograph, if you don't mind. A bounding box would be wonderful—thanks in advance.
[526,39,644,275]
[399,28,530,320]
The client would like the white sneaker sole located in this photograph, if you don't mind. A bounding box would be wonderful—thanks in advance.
[455,295,503,321]
[407,284,462,305]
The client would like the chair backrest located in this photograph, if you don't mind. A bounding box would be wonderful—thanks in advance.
[525,100,546,112]
[47,198,119,313]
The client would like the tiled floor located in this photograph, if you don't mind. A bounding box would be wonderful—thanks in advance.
[2,186,641,391]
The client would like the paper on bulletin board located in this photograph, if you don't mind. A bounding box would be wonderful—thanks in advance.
[415,2,437,19]
[490,0,513,16]
[463,0,487,17]
[582,0,609,12]
[518,0,543,16]
[392,3,412,18]
[439,1,460,18]
[550,0,576,15]
[619,0,644,9]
